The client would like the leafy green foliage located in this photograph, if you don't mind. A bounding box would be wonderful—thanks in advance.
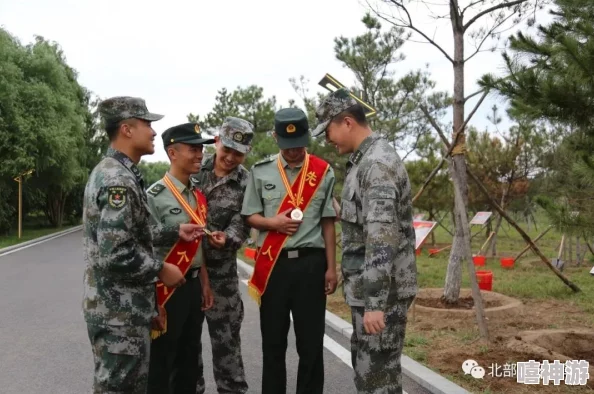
[0,29,96,229]
[481,0,594,236]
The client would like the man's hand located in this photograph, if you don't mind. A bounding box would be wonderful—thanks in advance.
[151,305,167,331]
[158,262,186,288]
[324,268,338,295]
[179,223,204,242]
[207,231,226,249]
[201,284,214,311]
[271,208,302,235]
[363,311,385,335]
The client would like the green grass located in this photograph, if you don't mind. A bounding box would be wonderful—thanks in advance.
[0,224,78,249]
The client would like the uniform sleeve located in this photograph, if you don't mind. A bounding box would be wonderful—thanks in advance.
[224,211,250,250]
[240,171,263,216]
[96,185,163,284]
[146,192,179,247]
[361,162,401,312]
[320,166,337,218]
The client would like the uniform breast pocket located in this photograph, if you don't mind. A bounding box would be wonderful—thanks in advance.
[341,188,359,224]
[303,191,325,218]
[262,190,281,217]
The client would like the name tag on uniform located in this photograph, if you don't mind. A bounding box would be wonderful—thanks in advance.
[288,250,299,259]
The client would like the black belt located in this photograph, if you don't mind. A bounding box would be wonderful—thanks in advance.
[278,247,324,259]
[185,266,201,279]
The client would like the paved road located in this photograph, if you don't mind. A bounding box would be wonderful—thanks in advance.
[0,230,428,393]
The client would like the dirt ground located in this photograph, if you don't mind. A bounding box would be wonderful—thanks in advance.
[409,296,594,393]
[326,289,594,393]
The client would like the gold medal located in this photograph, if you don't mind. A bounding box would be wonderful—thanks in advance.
[277,153,310,218]
[290,208,303,221]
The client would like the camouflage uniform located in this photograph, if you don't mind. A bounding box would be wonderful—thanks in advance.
[312,89,418,394]
[190,117,253,394]
[82,96,174,394]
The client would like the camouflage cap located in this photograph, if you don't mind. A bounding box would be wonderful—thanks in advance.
[98,96,164,125]
[219,117,254,154]
[311,88,358,137]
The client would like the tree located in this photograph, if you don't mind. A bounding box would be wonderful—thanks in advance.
[334,13,450,159]
[138,161,171,188]
[290,14,449,196]
[466,107,550,255]
[481,0,594,237]
[187,85,278,169]
[0,29,93,228]
[367,0,549,309]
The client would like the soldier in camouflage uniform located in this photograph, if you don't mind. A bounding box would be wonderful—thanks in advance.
[190,117,253,394]
[82,96,199,394]
[312,88,418,394]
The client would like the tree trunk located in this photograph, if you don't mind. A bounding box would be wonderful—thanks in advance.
[46,188,65,228]
[576,236,582,266]
[491,185,509,257]
[443,27,470,304]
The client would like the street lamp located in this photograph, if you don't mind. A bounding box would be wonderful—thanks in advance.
[13,169,34,239]
[318,73,377,117]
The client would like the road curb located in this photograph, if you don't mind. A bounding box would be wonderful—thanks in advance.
[236,258,470,394]
[0,225,82,256]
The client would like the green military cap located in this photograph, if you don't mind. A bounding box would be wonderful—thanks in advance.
[98,96,164,124]
[311,88,358,137]
[162,123,215,147]
[274,108,309,149]
[219,117,254,154]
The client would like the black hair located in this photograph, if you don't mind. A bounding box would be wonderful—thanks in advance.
[333,104,368,126]
[105,120,122,141]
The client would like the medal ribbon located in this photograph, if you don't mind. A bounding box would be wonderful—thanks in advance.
[163,175,206,227]
[276,153,310,210]
[151,175,208,340]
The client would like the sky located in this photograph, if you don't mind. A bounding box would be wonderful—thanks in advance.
[1,0,553,163]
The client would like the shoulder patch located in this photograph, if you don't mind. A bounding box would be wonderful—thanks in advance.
[253,155,275,167]
[107,186,128,210]
[147,183,165,197]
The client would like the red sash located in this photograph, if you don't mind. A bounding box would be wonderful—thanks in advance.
[151,176,207,339]
[247,154,330,305]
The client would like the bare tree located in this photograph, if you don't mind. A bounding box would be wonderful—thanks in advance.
[367,0,549,305]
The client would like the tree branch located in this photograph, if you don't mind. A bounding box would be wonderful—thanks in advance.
[463,0,528,32]
[412,157,445,203]
[465,12,517,62]
[367,0,455,64]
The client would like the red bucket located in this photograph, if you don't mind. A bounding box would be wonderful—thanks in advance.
[476,270,493,291]
[416,248,421,256]
[244,247,256,260]
[500,257,514,269]
[473,255,486,266]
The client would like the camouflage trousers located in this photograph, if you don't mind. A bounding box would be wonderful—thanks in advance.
[197,274,247,394]
[350,297,413,394]
[86,323,151,394]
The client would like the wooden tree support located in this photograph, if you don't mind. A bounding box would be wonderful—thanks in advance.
[477,231,496,256]
[420,103,581,294]
[467,170,581,293]
[513,225,553,262]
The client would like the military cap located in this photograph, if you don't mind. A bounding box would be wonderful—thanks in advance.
[98,96,164,124]
[219,117,254,154]
[274,108,309,149]
[162,123,215,147]
[311,88,358,137]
